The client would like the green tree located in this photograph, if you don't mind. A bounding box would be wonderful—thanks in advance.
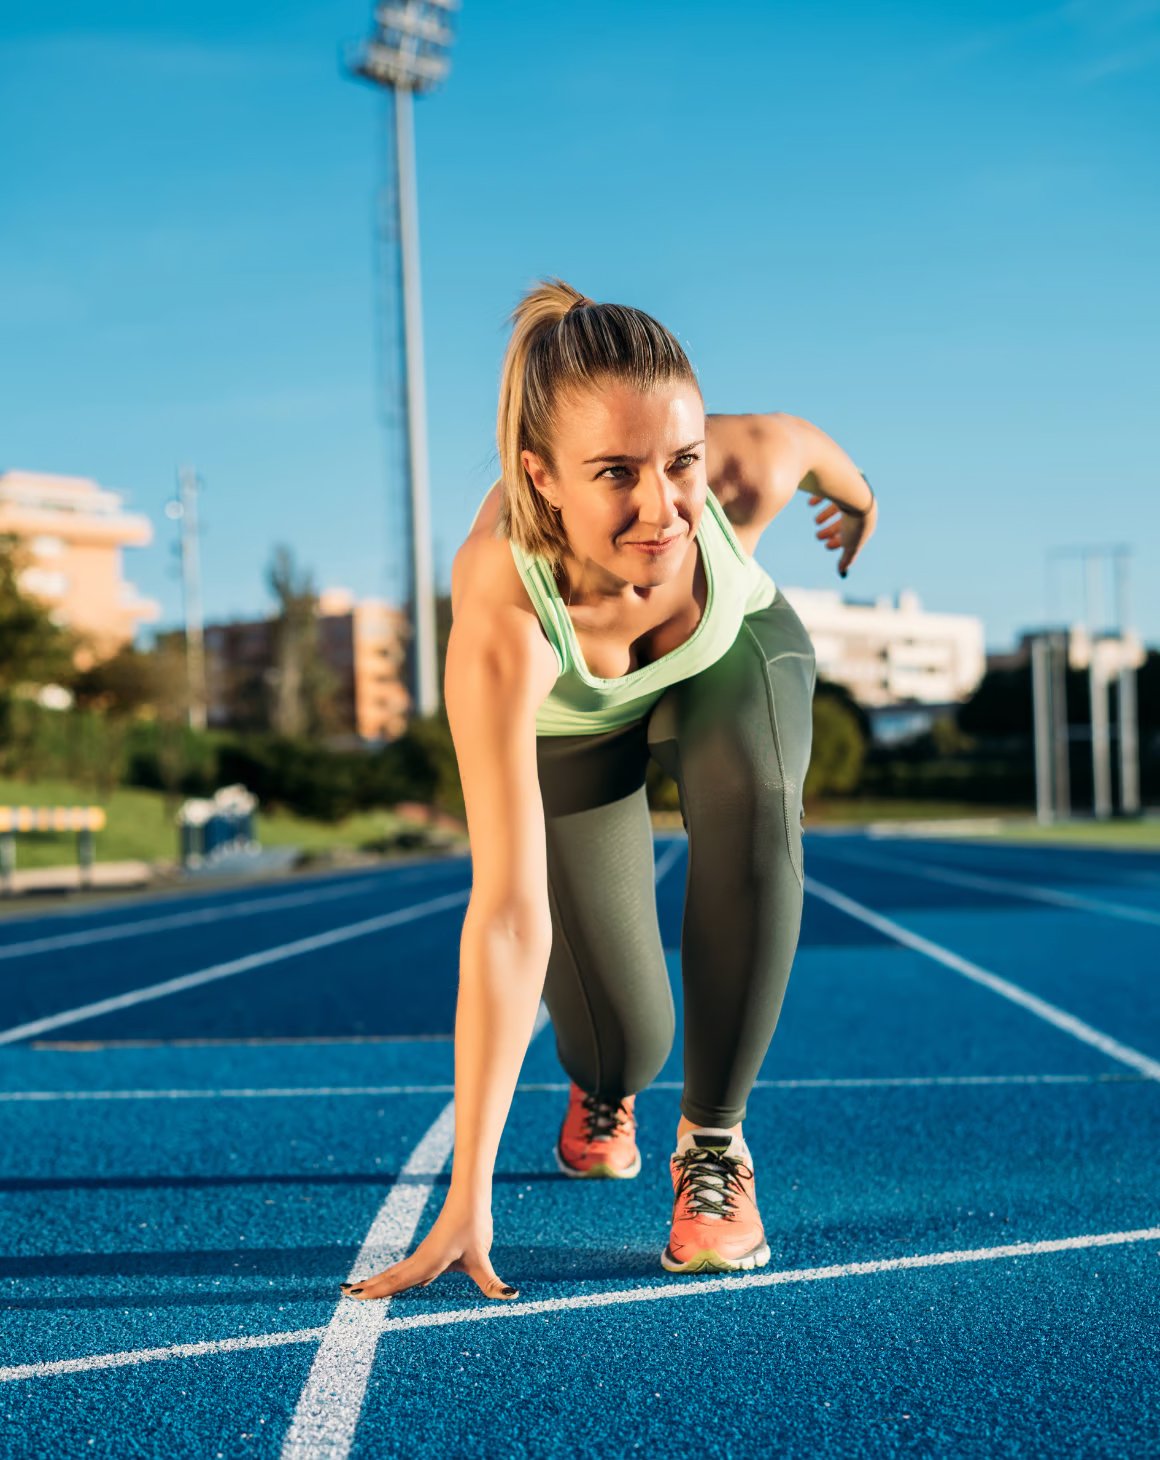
[72,642,187,719]
[265,544,338,738]
[0,533,78,695]
[805,691,867,798]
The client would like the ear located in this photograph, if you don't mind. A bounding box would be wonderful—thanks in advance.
[521,449,554,503]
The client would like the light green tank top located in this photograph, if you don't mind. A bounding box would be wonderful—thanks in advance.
[482,485,778,736]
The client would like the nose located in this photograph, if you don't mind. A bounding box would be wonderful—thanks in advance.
[635,469,683,531]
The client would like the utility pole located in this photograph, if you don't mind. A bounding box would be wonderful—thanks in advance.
[166,467,207,731]
[1044,543,1143,821]
[1030,628,1071,825]
[346,1,459,722]
[1111,546,1140,815]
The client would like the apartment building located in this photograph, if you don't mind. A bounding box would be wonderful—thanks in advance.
[315,588,412,742]
[0,469,159,665]
[200,587,412,742]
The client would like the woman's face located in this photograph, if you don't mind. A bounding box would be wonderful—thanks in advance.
[521,378,707,605]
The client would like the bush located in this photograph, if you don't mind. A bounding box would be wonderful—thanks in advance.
[124,720,221,797]
[0,698,130,793]
[805,692,867,798]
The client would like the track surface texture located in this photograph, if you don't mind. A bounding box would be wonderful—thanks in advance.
[1,834,1156,1458]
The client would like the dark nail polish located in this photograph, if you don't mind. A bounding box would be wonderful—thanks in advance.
[500,1286,517,1297]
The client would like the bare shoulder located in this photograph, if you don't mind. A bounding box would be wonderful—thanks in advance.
[449,529,559,703]
[705,411,806,550]
[706,411,803,476]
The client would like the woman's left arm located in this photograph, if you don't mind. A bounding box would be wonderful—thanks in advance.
[774,412,878,578]
[705,412,877,576]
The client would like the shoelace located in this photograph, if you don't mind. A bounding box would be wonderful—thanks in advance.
[673,1148,754,1219]
[581,1091,633,1142]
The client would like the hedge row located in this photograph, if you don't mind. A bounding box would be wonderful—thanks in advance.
[0,699,452,823]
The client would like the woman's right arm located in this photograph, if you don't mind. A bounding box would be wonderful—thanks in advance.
[341,560,558,1303]
[443,602,556,1209]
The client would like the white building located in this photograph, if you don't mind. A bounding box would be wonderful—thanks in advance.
[779,585,986,735]
[0,469,159,666]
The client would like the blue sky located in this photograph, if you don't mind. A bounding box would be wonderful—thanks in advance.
[2,0,1157,652]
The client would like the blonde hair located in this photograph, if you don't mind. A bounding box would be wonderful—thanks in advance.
[494,276,700,576]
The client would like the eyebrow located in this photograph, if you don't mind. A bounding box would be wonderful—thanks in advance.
[582,438,705,465]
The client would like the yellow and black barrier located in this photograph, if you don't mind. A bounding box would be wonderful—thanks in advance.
[0,806,106,834]
[0,806,106,893]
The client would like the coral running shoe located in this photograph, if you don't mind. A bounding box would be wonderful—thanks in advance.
[661,1127,771,1273]
[555,1081,641,1179]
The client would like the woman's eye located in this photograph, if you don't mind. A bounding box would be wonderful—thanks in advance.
[599,454,699,480]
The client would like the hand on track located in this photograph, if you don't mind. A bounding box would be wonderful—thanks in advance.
[340,1197,519,1302]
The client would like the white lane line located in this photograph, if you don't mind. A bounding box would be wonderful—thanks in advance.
[2,1073,1145,1102]
[279,1103,459,1459]
[0,1327,329,1382]
[355,1224,1160,1335]
[0,890,471,1047]
[815,845,1160,928]
[5,1224,1157,1384]
[855,832,1160,888]
[805,875,1160,1081]
[278,836,680,1459]
[0,874,408,961]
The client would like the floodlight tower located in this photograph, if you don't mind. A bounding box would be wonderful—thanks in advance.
[166,467,207,731]
[346,1,459,722]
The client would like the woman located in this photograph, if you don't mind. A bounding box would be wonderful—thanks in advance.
[342,278,877,1302]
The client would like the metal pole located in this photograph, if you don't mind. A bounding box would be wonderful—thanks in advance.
[1110,547,1140,815]
[1031,636,1054,824]
[0,833,14,897]
[1049,631,1071,818]
[393,86,439,719]
[1089,653,1112,819]
[77,827,94,889]
[177,467,207,731]
[1118,664,1140,815]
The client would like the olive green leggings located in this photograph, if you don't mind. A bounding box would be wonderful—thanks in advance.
[535,587,817,1129]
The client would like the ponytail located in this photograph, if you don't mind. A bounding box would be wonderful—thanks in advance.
[494,276,699,576]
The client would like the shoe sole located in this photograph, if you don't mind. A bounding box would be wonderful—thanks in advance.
[660,1238,771,1273]
[554,1141,642,1180]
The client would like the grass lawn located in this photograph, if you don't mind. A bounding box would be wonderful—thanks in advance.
[1,780,1156,869]
[0,777,434,870]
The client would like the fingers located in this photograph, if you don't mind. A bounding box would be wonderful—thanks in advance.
[465,1258,520,1302]
[342,1265,518,1302]
[340,1256,442,1301]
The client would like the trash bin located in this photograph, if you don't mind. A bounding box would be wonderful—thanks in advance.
[177,785,259,868]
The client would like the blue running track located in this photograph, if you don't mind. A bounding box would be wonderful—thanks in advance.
[0,833,1156,1458]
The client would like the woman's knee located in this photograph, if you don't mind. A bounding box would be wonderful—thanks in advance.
[621,1008,676,1093]
[556,1005,674,1099]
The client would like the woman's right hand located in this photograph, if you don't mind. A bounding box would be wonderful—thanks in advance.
[339,1192,519,1302]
